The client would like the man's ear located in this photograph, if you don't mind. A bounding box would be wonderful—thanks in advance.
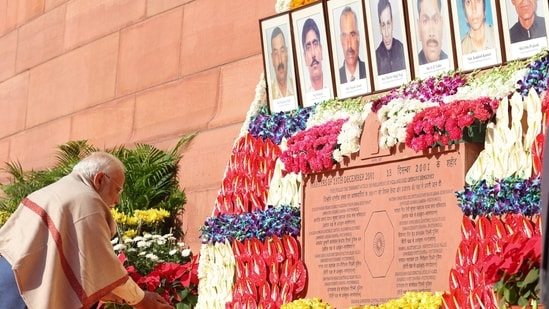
[92,172,105,191]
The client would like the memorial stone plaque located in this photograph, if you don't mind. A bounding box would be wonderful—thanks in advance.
[301,120,482,307]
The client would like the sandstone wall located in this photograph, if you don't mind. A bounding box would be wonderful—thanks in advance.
[0,0,276,252]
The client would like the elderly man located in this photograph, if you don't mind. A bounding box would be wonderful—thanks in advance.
[338,6,366,83]
[509,0,547,43]
[0,152,172,309]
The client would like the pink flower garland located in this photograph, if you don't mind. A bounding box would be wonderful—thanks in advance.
[281,119,347,174]
[405,97,499,152]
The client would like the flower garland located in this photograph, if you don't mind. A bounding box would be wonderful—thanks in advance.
[196,241,235,308]
[214,133,281,215]
[267,158,302,208]
[465,90,542,184]
[405,97,499,152]
[275,0,291,13]
[517,49,549,97]
[200,205,301,244]
[238,73,267,140]
[281,118,347,174]
[445,61,528,101]
[370,71,467,113]
[307,97,368,162]
[377,97,438,149]
[456,175,541,218]
[248,106,313,145]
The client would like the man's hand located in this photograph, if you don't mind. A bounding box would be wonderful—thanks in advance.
[133,291,173,309]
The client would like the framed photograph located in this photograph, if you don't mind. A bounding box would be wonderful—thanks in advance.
[327,0,372,98]
[260,13,300,113]
[291,2,335,107]
[500,0,549,61]
[364,0,412,90]
[406,0,455,79]
[451,0,502,70]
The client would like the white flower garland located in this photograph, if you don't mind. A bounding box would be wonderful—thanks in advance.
[445,68,528,101]
[237,73,267,140]
[465,89,542,185]
[267,157,302,208]
[275,0,291,13]
[307,98,369,162]
[196,241,235,309]
[377,98,438,149]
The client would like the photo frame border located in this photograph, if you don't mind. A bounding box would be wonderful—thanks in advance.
[260,12,301,114]
[450,0,503,71]
[406,0,456,80]
[499,0,549,62]
[364,0,412,91]
[326,0,373,99]
[291,1,336,107]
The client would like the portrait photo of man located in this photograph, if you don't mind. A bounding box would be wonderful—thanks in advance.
[338,6,367,84]
[508,0,547,43]
[292,3,334,107]
[260,14,298,113]
[375,0,406,75]
[269,26,295,100]
[302,18,325,92]
[416,0,448,65]
[328,0,371,98]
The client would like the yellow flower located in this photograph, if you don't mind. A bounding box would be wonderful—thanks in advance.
[123,229,137,238]
[281,298,334,309]
[134,208,170,225]
[357,291,443,309]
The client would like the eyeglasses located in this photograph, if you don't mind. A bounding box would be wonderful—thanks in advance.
[104,173,124,194]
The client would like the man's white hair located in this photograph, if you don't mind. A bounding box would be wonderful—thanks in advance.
[72,152,125,180]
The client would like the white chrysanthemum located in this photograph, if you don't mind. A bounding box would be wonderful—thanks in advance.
[113,244,126,251]
[138,251,147,256]
[143,233,153,239]
[137,240,151,248]
[181,248,192,257]
[146,253,159,262]
[378,97,437,149]
[110,237,119,244]
[169,249,178,256]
